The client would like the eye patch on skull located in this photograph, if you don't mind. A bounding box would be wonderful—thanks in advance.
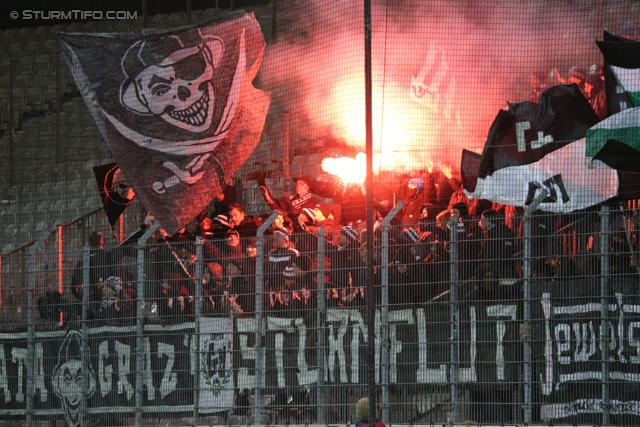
[172,49,208,81]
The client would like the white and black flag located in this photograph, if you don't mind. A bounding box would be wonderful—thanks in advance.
[59,12,271,234]
[462,84,618,212]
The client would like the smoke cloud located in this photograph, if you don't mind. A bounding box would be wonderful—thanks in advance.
[258,0,613,176]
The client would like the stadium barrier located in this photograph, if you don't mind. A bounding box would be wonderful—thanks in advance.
[0,204,638,427]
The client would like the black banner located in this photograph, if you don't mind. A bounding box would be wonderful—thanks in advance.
[531,278,640,424]
[1,282,639,425]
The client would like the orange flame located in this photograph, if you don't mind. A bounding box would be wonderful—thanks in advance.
[321,152,380,184]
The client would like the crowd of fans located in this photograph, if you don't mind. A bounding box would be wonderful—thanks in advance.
[35,154,639,329]
[33,23,640,327]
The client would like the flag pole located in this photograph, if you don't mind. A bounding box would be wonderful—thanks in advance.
[364,0,377,424]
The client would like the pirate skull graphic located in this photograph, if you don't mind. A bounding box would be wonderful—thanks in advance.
[52,330,97,427]
[107,28,246,194]
[120,31,224,132]
[106,165,135,203]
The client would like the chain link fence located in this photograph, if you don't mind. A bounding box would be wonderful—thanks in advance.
[0,203,639,426]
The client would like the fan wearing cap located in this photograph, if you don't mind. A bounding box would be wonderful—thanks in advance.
[98,276,136,323]
[289,258,314,312]
[269,255,313,315]
[291,205,331,254]
[347,242,381,307]
[620,22,636,40]
[401,226,433,269]
[265,228,302,292]
[207,210,234,240]
[208,229,245,267]
[269,265,297,310]
[254,172,319,221]
[268,210,294,235]
[70,212,154,317]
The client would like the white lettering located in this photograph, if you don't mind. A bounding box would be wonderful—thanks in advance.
[555,323,571,364]
[326,309,349,384]
[293,318,316,385]
[616,293,627,363]
[629,321,640,364]
[0,345,10,402]
[415,308,447,383]
[540,293,553,395]
[531,131,554,149]
[98,341,113,397]
[142,337,155,400]
[388,310,414,383]
[158,342,176,398]
[34,343,47,402]
[486,305,517,381]
[573,321,597,362]
[236,318,257,389]
[267,317,295,388]
[516,121,531,152]
[114,341,133,400]
[459,306,477,382]
[11,347,26,402]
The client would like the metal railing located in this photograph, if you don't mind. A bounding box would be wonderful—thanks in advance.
[0,203,639,427]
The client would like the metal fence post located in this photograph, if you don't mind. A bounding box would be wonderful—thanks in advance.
[254,211,278,424]
[380,201,404,424]
[194,237,204,422]
[600,205,611,426]
[522,189,548,424]
[58,225,64,326]
[448,215,459,424]
[81,244,90,427]
[26,232,50,424]
[316,227,326,425]
[0,255,3,311]
[136,222,160,426]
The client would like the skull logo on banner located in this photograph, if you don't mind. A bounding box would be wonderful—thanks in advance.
[108,165,135,203]
[52,330,97,427]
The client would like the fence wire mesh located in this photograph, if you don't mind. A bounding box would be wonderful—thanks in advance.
[1,207,640,426]
[2,1,640,426]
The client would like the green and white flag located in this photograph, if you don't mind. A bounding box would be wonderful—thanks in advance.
[610,65,640,106]
[585,106,640,158]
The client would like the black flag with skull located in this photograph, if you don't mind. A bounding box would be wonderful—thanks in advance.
[58,12,271,234]
[93,162,135,228]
